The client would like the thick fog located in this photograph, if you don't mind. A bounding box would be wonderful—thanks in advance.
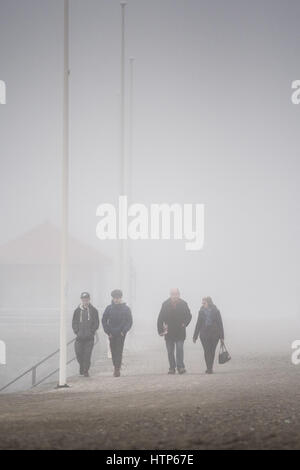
[1,0,300,388]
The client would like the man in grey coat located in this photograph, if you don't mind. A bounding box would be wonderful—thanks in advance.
[157,288,192,375]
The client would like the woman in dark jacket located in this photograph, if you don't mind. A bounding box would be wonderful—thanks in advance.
[193,297,224,374]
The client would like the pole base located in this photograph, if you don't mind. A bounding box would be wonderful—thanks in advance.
[55,383,70,389]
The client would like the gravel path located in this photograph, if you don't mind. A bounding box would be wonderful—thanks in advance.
[0,349,299,449]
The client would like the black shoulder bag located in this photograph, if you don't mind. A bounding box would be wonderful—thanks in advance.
[218,343,231,364]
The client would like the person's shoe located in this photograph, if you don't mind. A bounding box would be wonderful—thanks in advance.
[205,369,213,374]
[79,368,84,376]
[83,372,90,377]
[168,369,176,375]
[114,368,121,377]
[178,368,186,375]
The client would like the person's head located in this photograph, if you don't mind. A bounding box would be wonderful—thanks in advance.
[80,292,90,306]
[170,288,180,302]
[111,289,123,304]
[202,296,213,308]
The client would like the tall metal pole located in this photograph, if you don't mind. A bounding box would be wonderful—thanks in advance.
[128,57,134,306]
[58,0,69,388]
[119,2,126,292]
[128,57,134,203]
[120,2,126,194]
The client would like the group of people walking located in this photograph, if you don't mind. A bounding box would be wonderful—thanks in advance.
[157,288,224,374]
[72,288,225,378]
[72,289,132,377]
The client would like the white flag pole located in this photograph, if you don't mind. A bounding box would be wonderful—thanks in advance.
[128,56,135,308]
[119,2,126,293]
[58,0,69,388]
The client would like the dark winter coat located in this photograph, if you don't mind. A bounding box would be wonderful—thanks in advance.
[157,298,192,342]
[193,305,224,341]
[72,304,99,340]
[102,302,133,337]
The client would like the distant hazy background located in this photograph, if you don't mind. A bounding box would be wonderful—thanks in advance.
[0,0,300,384]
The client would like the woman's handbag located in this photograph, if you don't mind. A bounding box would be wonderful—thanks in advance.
[218,342,231,364]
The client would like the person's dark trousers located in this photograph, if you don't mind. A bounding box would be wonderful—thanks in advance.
[200,335,219,371]
[75,337,95,374]
[109,334,125,370]
[165,338,185,371]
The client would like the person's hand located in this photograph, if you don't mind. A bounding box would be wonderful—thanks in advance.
[121,332,124,337]
[109,334,112,339]
[193,338,197,344]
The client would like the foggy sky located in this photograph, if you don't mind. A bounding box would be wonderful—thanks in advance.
[1,0,300,353]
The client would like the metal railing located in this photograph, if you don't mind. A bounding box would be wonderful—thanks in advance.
[0,334,99,393]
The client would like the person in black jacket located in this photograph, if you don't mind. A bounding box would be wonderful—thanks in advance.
[72,292,99,377]
[102,289,133,377]
[193,296,224,374]
[157,288,192,374]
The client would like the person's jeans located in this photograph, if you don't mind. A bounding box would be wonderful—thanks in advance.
[75,337,95,374]
[109,334,125,370]
[200,334,219,371]
[165,338,185,371]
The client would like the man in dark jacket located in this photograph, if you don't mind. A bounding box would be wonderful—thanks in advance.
[193,296,224,374]
[157,288,192,374]
[72,292,99,377]
[102,289,133,377]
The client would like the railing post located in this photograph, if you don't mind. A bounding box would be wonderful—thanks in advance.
[0,337,77,393]
[32,367,36,387]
